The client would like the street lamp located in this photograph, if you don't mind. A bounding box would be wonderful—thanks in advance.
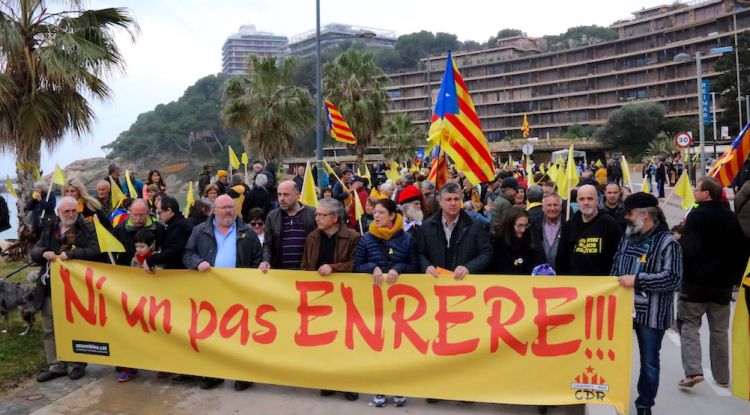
[315,1,376,185]
[674,46,733,178]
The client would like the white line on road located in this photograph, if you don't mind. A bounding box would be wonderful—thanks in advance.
[702,366,733,397]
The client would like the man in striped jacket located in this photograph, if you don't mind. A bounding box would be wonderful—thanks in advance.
[611,192,682,415]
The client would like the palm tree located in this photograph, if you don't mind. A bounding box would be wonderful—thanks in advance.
[222,55,313,162]
[380,114,422,165]
[0,1,137,235]
[323,49,389,160]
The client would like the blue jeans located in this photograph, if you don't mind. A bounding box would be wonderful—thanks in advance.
[634,324,665,409]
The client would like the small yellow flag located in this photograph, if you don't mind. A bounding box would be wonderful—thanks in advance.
[354,187,364,221]
[241,152,249,165]
[361,163,372,180]
[93,215,126,253]
[385,162,400,182]
[547,164,558,182]
[6,176,16,197]
[109,176,127,210]
[301,161,318,208]
[673,171,695,210]
[124,169,138,199]
[556,158,568,199]
[642,178,651,194]
[595,159,603,168]
[52,164,66,186]
[323,160,335,175]
[620,156,633,189]
[540,164,546,175]
[185,181,195,215]
[526,156,535,187]
[228,146,241,170]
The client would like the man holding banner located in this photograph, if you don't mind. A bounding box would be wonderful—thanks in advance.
[182,194,262,391]
[30,196,101,382]
[612,192,682,415]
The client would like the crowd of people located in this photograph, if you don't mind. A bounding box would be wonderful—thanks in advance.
[22,157,750,415]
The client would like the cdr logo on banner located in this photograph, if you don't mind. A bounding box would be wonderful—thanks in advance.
[571,365,609,401]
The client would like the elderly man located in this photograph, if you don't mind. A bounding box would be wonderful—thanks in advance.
[183,194,262,391]
[530,192,564,269]
[112,199,164,266]
[293,165,305,191]
[95,180,111,216]
[397,184,423,235]
[556,184,622,276]
[260,180,316,272]
[677,177,748,389]
[418,182,493,281]
[31,196,100,382]
[301,198,360,276]
[246,173,272,218]
[612,193,682,415]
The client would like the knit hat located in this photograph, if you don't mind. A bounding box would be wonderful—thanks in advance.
[623,192,658,213]
[217,169,228,178]
[397,184,422,205]
[500,177,519,190]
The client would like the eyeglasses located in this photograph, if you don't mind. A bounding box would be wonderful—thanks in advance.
[250,222,264,227]
[514,223,530,229]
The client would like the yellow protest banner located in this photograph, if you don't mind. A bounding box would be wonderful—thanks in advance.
[51,261,633,414]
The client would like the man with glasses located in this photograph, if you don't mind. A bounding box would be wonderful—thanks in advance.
[31,197,100,382]
[182,194,262,391]
[259,180,316,272]
[112,199,164,266]
[142,195,193,272]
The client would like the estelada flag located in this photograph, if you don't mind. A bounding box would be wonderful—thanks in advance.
[324,99,357,144]
[427,51,494,185]
[428,145,448,190]
[709,122,750,186]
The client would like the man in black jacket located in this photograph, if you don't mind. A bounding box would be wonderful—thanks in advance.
[182,194,262,391]
[599,182,627,231]
[677,177,748,389]
[30,197,100,383]
[556,185,622,276]
[143,195,193,271]
[418,182,492,279]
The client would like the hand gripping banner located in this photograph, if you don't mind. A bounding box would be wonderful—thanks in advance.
[51,261,633,413]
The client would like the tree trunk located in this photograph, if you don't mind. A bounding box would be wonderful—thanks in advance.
[14,139,42,257]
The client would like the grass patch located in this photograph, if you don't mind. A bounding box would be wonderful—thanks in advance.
[0,261,45,390]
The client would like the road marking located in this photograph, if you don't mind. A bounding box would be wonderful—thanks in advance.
[702,366,732,397]
[665,329,681,346]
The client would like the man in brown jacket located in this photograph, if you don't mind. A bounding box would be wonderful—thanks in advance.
[301,198,361,276]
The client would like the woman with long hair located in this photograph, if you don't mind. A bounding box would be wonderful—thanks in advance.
[492,206,543,275]
[145,169,167,193]
[64,179,110,228]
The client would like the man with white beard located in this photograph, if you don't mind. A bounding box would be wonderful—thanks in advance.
[611,192,682,415]
[396,184,424,236]
[556,184,622,276]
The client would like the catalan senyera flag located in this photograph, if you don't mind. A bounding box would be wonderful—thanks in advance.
[52,164,66,186]
[228,146,241,170]
[301,161,318,208]
[184,181,195,216]
[427,51,494,185]
[521,113,530,138]
[92,215,125,253]
[428,145,449,190]
[709,122,750,186]
[324,99,357,144]
[109,176,127,210]
[5,176,16,197]
[672,171,695,210]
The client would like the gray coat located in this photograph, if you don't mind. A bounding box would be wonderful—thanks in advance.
[261,204,317,267]
[491,193,514,235]
[182,216,262,270]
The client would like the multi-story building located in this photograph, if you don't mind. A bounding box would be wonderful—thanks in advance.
[385,0,750,143]
[285,23,397,57]
[222,25,288,75]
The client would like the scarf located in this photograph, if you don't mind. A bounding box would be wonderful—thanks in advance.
[368,213,404,241]
[527,202,542,210]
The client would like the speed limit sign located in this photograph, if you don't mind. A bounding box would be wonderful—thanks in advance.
[675,132,692,148]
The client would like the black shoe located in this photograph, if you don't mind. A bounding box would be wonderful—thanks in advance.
[637,409,651,415]
[170,374,197,384]
[320,389,336,396]
[199,377,224,389]
[344,392,359,401]
[234,381,252,391]
[426,398,441,404]
[36,370,66,383]
[68,366,86,380]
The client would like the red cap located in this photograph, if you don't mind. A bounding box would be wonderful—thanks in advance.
[397,184,422,205]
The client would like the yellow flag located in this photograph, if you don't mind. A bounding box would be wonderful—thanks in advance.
[673,171,695,210]
[124,169,138,199]
[52,164,66,186]
[547,164,558,182]
[354,187,364,221]
[540,164,546,175]
[620,156,633,189]
[526,156,535,186]
[228,146,240,170]
[362,163,372,180]
[241,152,249,166]
[385,162,400,182]
[556,158,568,199]
[93,215,125,253]
[595,159,603,168]
[356,164,363,177]
[323,160,335,175]
[6,176,16,197]
[642,178,651,194]
[109,176,127,210]
[301,161,318,208]
[185,181,195,215]
[502,161,508,170]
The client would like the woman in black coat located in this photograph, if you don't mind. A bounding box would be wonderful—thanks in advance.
[492,206,543,275]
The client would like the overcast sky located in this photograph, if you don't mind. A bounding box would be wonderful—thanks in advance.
[0,0,671,179]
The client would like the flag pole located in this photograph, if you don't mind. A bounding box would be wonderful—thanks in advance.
[107,252,116,266]
[358,217,363,234]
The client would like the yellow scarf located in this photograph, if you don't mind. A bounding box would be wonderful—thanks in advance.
[368,213,404,240]
[527,202,542,210]
[370,188,387,200]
